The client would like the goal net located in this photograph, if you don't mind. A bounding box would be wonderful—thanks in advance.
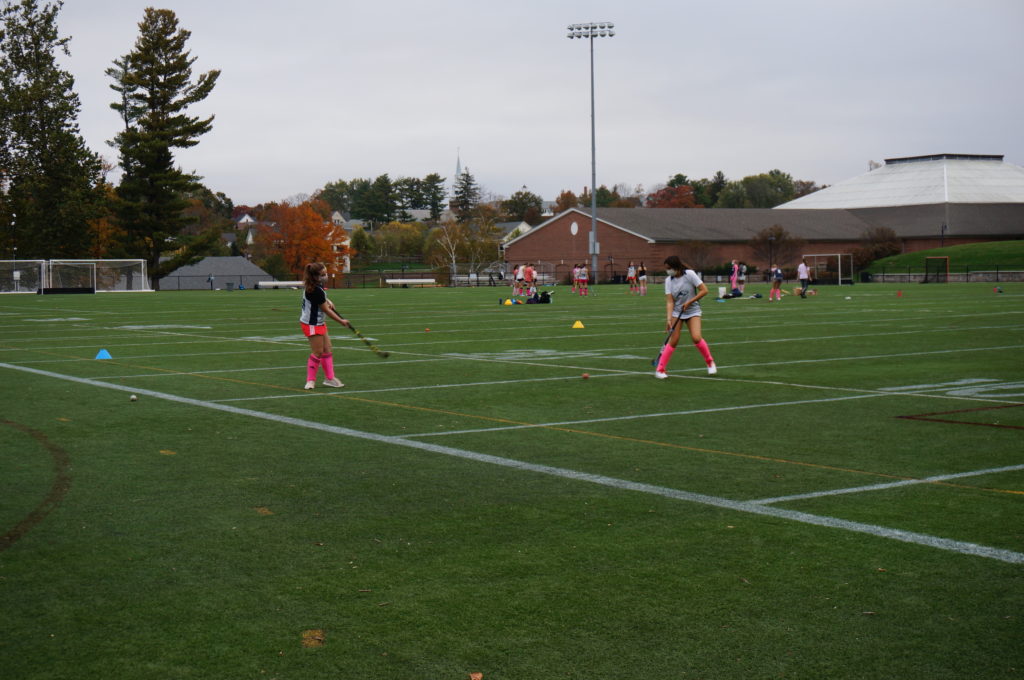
[803,253,854,285]
[0,260,46,293]
[922,256,949,283]
[48,261,97,290]
[48,259,150,292]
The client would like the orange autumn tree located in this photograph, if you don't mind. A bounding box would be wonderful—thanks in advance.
[254,201,337,278]
[645,184,703,208]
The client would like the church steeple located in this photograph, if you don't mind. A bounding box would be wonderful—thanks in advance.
[452,148,462,198]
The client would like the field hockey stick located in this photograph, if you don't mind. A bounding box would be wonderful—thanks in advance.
[344,321,390,358]
[651,315,683,367]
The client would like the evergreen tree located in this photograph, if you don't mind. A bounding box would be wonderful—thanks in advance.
[365,174,397,226]
[107,7,220,286]
[394,176,423,210]
[421,173,446,221]
[450,170,480,223]
[708,170,727,207]
[347,178,373,223]
[318,179,351,215]
[0,0,104,258]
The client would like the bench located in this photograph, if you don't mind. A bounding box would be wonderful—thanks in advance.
[255,280,303,289]
[383,278,437,288]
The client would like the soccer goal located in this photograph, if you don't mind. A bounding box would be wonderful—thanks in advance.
[803,253,854,285]
[922,256,950,283]
[0,260,46,293]
[48,259,150,292]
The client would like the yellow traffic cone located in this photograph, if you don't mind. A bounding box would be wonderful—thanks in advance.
[572,320,585,329]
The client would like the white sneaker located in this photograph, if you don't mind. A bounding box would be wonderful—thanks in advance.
[707,362,718,376]
[323,378,344,388]
[304,380,315,390]
[654,371,668,379]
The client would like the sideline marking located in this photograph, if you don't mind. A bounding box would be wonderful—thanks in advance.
[3,361,1023,566]
[752,464,1024,505]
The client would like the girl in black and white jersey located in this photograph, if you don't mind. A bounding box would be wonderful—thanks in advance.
[300,263,350,389]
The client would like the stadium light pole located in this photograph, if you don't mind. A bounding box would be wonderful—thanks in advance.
[567,21,614,282]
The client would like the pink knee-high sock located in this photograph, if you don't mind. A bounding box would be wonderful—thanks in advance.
[321,352,335,380]
[307,354,321,381]
[656,344,676,372]
[694,339,714,365]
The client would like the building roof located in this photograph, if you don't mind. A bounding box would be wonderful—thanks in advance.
[777,154,1024,209]
[162,256,272,278]
[510,207,879,245]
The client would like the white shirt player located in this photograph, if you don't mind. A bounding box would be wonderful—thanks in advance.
[664,269,704,319]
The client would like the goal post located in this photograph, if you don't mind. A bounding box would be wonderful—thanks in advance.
[48,259,150,292]
[0,260,46,293]
[922,256,950,283]
[802,253,854,285]
[48,260,96,292]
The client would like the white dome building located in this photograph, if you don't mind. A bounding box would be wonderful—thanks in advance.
[776,154,1024,244]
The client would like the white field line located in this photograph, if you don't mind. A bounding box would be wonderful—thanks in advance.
[2,360,1021,566]
[212,373,623,403]
[405,394,880,437]
[750,464,1024,505]
[91,357,443,380]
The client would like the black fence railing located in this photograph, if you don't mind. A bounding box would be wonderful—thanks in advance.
[864,265,1024,283]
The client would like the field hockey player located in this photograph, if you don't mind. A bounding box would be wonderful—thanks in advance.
[300,262,351,389]
[655,255,717,379]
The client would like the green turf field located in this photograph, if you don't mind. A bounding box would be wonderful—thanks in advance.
[2,281,1022,679]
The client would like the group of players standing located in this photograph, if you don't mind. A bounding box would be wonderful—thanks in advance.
[625,261,648,295]
[510,263,538,296]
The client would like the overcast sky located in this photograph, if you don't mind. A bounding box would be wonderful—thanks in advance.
[55,0,1024,207]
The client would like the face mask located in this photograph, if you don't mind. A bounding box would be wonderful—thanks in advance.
[666,268,678,277]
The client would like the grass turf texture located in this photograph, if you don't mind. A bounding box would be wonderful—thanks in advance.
[1,281,1022,679]
[865,239,1024,272]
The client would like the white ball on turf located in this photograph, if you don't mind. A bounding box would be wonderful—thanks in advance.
[130,394,138,402]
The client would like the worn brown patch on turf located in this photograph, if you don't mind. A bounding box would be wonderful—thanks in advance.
[254,506,274,516]
[1,420,72,552]
[301,629,325,647]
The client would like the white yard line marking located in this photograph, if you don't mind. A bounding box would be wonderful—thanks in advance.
[215,374,610,402]
[751,464,1024,505]
[404,394,881,437]
[92,357,444,380]
[4,361,1022,565]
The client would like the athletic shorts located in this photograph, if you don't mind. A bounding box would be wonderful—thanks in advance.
[301,323,328,338]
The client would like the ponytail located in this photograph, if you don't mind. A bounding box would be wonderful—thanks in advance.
[304,263,325,293]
